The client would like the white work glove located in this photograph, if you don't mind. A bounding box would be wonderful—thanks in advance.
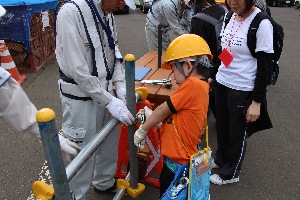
[58,134,81,164]
[137,106,153,120]
[134,125,148,149]
[116,88,126,103]
[106,96,135,126]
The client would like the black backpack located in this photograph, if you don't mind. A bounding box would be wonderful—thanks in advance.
[224,11,284,85]
[193,6,228,56]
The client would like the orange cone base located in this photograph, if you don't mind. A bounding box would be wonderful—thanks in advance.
[16,74,26,84]
[6,68,26,84]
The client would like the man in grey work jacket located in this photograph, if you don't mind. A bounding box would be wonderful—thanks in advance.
[145,0,193,51]
[55,0,136,199]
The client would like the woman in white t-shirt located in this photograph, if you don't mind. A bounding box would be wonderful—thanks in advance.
[210,0,273,185]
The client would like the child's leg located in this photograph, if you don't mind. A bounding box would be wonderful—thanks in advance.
[159,163,175,197]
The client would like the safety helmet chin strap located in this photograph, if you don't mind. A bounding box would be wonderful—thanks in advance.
[174,56,202,79]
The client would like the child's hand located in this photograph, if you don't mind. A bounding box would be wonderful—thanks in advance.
[134,125,147,149]
[137,106,153,121]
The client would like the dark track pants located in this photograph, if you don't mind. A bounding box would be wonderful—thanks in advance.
[214,83,251,180]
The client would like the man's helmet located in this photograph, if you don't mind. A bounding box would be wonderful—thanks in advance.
[0,5,6,17]
[162,34,213,70]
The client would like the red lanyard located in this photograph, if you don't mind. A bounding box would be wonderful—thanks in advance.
[226,7,255,52]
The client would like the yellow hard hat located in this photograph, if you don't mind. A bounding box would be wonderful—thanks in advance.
[215,0,226,3]
[162,34,213,70]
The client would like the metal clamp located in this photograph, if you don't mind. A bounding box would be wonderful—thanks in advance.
[136,113,146,124]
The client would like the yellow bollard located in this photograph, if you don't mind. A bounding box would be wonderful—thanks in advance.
[126,183,146,198]
[117,179,146,198]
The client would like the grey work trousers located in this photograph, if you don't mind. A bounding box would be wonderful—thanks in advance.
[60,94,120,200]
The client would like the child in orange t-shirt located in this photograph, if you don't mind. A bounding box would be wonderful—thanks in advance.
[134,34,213,197]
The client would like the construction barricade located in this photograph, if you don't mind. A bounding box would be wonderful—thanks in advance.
[115,98,163,188]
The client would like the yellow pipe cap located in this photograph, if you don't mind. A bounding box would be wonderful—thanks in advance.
[32,181,55,200]
[36,108,56,122]
[135,87,148,100]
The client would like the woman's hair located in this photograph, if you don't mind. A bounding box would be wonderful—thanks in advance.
[224,0,230,10]
[194,0,217,14]
[244,0,255,14]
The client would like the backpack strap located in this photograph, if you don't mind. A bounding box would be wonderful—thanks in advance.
[193,13,223,48]
[193,13,219,26]
[224,10,234,29]
[247,12,268,58]
[193,5,228,27]
[222,4,229,13]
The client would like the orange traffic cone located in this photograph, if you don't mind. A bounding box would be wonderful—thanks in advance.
[0,40,26,84]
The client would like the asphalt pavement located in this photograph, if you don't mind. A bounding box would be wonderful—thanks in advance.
[0,6,299,200]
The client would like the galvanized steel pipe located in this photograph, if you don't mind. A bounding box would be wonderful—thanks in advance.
[113,172,131,200]
[66,118,119,182]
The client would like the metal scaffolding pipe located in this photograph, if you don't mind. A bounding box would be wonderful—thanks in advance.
[66,90,142,181]
[113,172,131,200]
[158,24,162,68]
[125,54,139,189]
[66,118,119,182]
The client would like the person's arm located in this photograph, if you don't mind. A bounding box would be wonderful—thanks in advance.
[142,102,172,131]
[0,72,81,161]
[0,76,40,138]
[179,9,193,32]
[247,19,273,123]
[162,4,189,36]
[111,13,126,91]
[134,101,172,148]
[56,5,113,106]
[109,13,127,102]
[252,19,273,103]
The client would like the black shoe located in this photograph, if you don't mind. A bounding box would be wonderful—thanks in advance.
[93,181,118,194]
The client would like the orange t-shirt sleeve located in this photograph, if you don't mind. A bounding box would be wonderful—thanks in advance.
[169,79,195,112]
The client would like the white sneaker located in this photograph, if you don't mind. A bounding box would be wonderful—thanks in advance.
[211,159,220,169]
[210,174,239,185]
